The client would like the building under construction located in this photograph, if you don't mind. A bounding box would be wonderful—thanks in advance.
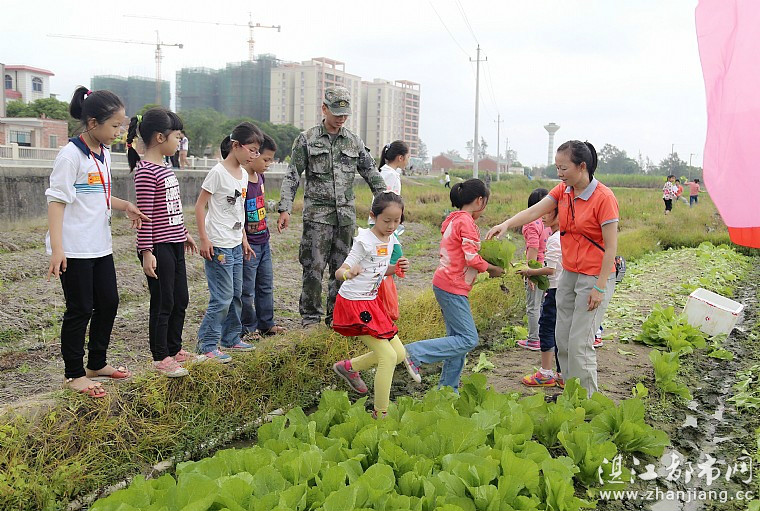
[176,55,277,121]
[91,75,170,116]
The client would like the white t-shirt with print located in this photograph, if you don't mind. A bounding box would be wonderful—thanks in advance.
[201,163,249,249]
[544,230,563,289]
[339,228,398,301]
[45,142,113,258]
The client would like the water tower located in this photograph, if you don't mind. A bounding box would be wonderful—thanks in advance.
[544,123,560,166]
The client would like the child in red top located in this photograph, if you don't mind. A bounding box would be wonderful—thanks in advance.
[404,179,503,390]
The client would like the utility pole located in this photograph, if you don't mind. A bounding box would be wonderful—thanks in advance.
[505,137,511,176]
[689,153,695,180]
[671,143,675,176]
[470,45,486,179]
[494,114,503,181]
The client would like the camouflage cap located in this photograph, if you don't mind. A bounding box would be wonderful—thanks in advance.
[323,86,352,116]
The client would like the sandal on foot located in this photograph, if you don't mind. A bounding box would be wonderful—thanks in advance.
[242,330,262,342]
[259,325,286,336]
[86,365,132,381]
[65,377,107,398]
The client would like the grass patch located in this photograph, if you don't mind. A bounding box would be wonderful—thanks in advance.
[0,273,522,511]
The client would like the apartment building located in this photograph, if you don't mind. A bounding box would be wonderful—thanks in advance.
[361,79,421,158]
[270,58,362,134]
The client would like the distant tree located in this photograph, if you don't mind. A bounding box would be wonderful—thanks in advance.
[418,139,428,161]
[138,103,161,115]
[444,149,462,159]
[178,108,227,157]
[465,140,474,160]
[6,97,78,136]
[479,136,488,158]
[656,152,688,176]
[598,143,641,174]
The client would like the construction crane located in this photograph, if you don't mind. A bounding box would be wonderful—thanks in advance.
[123,13,281,61]
[48,32,183,105]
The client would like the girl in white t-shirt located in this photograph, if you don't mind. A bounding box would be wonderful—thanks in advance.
[377,140,409,195]
[195,122,263,362]
[46,86,149,398]
[331,192,418,419]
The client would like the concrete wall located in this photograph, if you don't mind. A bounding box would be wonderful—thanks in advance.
[0,165,372,222]
[0,166,287,222]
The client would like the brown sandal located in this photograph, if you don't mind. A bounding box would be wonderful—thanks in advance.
[260,325,286,336]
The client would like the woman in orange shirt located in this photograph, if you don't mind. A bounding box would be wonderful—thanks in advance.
[486,140,619,396]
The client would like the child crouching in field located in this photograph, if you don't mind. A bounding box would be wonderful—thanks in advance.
[518,203,563,387]
[331,192,419,419]
[402,179,504,391]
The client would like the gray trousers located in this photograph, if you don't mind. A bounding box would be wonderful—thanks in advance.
[555,270,615,396]
[298,221,354,325]
[525,281,544,341]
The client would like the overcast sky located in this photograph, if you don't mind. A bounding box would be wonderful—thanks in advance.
[2,0,706,167]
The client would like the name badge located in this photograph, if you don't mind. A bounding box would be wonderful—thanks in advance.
[376,244,388,257]
[87,172,103,185]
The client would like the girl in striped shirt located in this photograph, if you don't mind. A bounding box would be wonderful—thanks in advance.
[127,108,198,377]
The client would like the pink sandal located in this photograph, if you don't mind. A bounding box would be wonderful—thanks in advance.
[86,365,132,381]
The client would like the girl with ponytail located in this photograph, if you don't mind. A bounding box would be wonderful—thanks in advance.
[195,122,263,361]
[402,179,504,390]
[127,107,197,376]
[486,140,619,397]
[45,86,148,397]
[377,140,409,195]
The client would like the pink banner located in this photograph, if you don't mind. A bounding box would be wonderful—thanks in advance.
[696,0,760,248]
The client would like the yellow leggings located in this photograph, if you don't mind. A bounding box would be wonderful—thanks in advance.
[350,335,406,413]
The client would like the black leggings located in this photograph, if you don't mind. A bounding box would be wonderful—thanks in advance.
[60,255,119,379]
[663,198,673,211]
[139,243,189,361]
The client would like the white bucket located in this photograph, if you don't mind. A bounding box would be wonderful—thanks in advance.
[683,288,744,337]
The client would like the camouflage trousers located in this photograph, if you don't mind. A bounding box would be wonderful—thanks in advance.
[299,222,354,326]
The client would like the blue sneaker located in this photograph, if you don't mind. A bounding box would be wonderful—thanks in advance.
[226,341,255,352]
[201,349,232,363]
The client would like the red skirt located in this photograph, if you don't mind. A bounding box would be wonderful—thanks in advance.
[332,294,398,339]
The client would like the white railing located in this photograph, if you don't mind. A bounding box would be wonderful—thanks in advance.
[0,145,292,173]
[17,146,61,160]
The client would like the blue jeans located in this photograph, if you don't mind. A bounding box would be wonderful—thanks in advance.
[241,242,274,334]
[197,245,243,353]
[690,195,698,207]
[405,286,479,390]
[539,288,561,373]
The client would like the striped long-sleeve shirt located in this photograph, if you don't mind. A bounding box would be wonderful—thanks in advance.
[134,160,188,252]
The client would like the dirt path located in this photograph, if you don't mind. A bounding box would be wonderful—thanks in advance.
[0,214,443,405]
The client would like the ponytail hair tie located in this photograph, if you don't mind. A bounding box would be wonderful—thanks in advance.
[136,114,143,124]
[85,90,93,97]
[384,143,390,150]
[126,143,132,149]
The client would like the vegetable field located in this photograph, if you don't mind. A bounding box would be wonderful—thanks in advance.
[0,177,758,511]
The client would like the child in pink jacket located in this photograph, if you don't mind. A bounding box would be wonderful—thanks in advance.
[402,179,503,390]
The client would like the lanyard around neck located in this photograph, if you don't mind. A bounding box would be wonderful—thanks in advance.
[80,135,111,210]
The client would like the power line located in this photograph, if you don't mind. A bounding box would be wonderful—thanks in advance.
[429,1,471,59]
[454,0,479,45]
[482,57,499,115]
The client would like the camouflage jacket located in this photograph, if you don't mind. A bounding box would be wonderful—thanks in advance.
[278,122,386,226]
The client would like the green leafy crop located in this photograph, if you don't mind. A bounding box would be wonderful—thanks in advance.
[91,375,668,511]
[479,239,516,269]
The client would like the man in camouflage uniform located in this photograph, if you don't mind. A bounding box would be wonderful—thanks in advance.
[277,86,386,327]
